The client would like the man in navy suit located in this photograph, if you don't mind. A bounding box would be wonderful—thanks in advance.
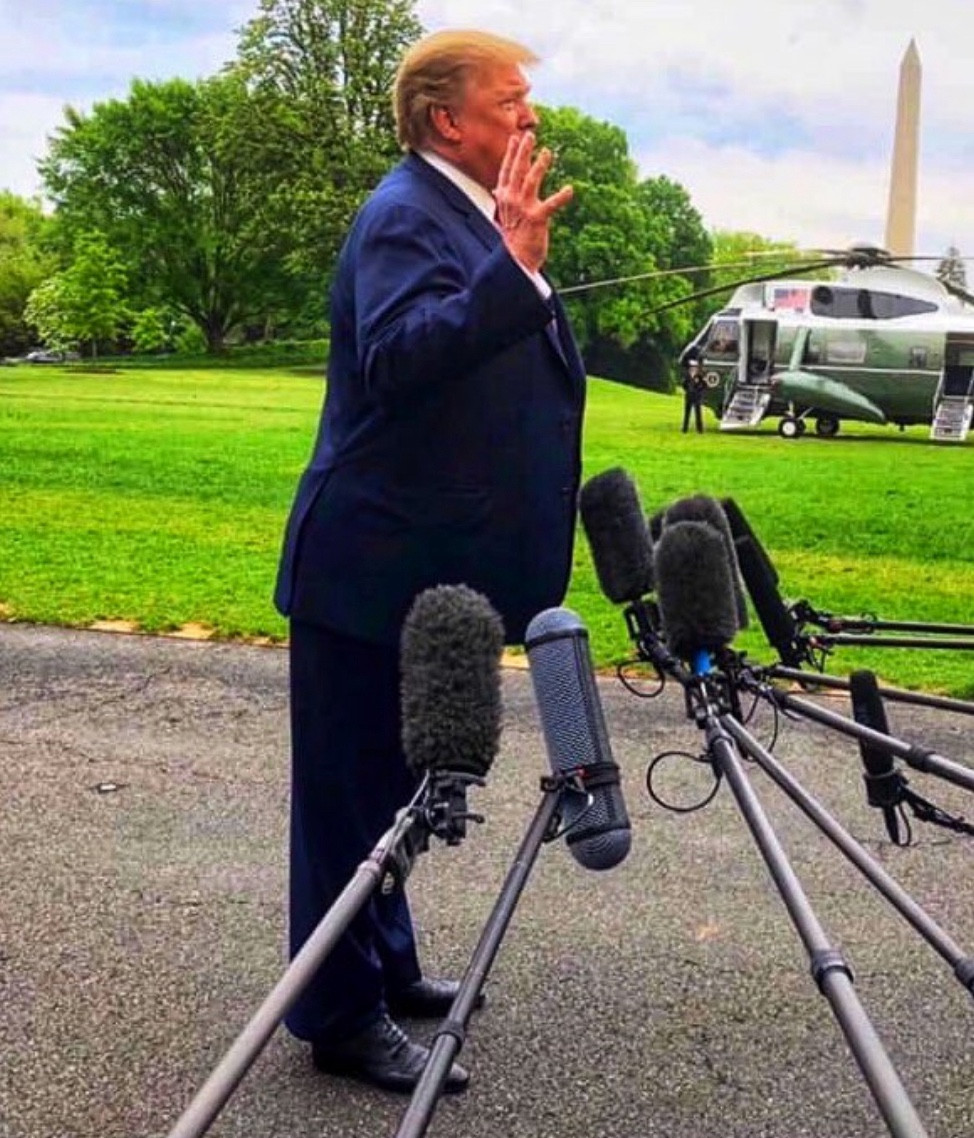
[274,28,586,1095]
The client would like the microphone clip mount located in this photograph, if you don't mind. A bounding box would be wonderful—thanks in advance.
[423,770,487,847]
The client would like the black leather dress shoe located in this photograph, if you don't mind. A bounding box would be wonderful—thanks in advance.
[311,1014,469,1094]
[388,977,486,1019]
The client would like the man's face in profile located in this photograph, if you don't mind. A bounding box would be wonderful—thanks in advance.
[451,63,539,190]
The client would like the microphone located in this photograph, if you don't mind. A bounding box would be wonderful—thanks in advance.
[849,670,905,844]
[663,495,749,629]
[720,498,805,667]
[578,467,654,602]
[653,520,739,670]
[401,584,505,778]
[401,585,505,844]
[721,497,779,586]
[524,607,631,870]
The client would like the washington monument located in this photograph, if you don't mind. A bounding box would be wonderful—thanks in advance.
[884,39,922,257]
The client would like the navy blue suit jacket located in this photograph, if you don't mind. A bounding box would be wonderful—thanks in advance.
[274,153,587,645]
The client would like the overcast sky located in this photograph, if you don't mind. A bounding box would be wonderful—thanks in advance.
[2,0,972,264]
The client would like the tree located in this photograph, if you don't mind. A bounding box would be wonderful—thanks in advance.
[936,245,967,291]
[709,230,804,296]
[230,0,423,280]
[24,232,128,357]
[0,192,57,356]
[23,277,72,352]
[39,75,297,352]
[537,106,711,388]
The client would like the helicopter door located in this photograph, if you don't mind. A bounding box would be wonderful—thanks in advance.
[721,318,777,429]
[931,335,974,442]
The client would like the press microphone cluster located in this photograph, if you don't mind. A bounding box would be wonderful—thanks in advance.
[579,467,745,679]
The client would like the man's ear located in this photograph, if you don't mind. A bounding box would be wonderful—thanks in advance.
[429,104,461,143]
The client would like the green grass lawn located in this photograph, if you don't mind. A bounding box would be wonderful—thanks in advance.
[1,363,972,695]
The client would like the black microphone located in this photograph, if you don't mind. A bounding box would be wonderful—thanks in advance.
[720,499,805,667]
[578,467,654,602]
[524,607,631,870]
[653,520,739,670]
[663,495,749,629]
[721,497,779,586]
[401,583,504,776]
[849,669,905,844]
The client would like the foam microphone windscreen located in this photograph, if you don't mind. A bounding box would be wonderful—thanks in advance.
[578,467,654,603]
[653,520,739,660]
[400,585,505,779]
[525,607,631,871]
[663,495,749,629]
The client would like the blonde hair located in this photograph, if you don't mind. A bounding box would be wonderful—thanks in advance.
[393,29,539,150]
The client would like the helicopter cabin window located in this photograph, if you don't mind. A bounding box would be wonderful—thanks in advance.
[825,335,867,365]
[705,319,739,359]
[810,285,938,320]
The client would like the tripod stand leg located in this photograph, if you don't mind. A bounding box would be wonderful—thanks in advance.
[393,788,563,1138]
[721,714,974,995]
[705,718,930,1138]
[167,799,424,1138]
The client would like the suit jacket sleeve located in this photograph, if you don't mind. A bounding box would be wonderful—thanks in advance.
[351,202,554,409]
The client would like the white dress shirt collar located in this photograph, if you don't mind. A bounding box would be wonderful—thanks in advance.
[416,149,496,222]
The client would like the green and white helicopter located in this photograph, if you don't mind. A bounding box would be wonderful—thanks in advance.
[677,245,974,442]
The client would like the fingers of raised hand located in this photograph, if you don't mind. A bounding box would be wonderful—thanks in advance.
[540,183,574,218]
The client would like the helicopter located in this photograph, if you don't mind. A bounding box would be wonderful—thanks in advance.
[675,245,974,442]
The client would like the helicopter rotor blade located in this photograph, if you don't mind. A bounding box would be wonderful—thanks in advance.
[559,256,817,296]
[638,258,847,319]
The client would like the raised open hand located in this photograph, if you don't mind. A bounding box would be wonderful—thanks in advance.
[493,131,574,275]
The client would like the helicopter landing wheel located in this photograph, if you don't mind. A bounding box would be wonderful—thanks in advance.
[778,416,803,439]
[815,415,840,437]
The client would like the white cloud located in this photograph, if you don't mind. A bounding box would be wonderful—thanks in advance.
[2,0,973,262]
[0,94,70,198]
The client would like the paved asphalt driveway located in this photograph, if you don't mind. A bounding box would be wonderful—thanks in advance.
[1,623,972,1138]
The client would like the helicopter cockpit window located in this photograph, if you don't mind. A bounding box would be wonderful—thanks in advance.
[810,285,938,320]
[705,319,739,359]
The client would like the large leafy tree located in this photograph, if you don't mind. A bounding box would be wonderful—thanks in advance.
[230,0,422,281]
[39,74,297,351]
[0,193,56,356]
[538,106,711,388]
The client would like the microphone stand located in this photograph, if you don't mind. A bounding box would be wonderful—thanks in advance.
[392,778,572,1138]
[743,678,974,795]
[807,632,974,652]
[718,714,974,998]
[679,669,931,1138]
[790,601,974,638]
[166,771,484,1138]
[766,666,974,718]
